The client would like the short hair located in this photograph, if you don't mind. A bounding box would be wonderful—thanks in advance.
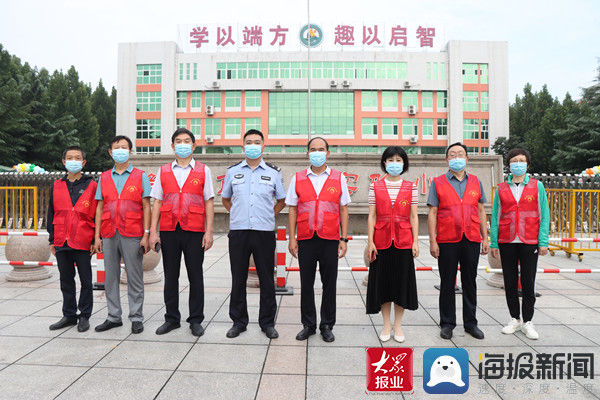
[243,129,264,141]
[445,142,468,157]
[380,146,409,174]
[506,148,531,166]
[109,135,132,150]
[171,128,195,143]
[62,145,86,160]
[307,136,329,151]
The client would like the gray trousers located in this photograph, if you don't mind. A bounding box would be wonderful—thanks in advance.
[102,231,144,322]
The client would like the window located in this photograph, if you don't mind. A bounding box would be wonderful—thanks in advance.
[226,63,236,79]
[382,91,398,110]
[136,91,161,112]
[361,118,378,138]
[382,118,398,137]
[402,119,418,138]
[480,64,488,84]
[245,118,261,132]
[205,91,221,109]
[216,63,226,80]
[176,119,187,129]
[179,63,184,81]
[193,63,197,80]
[422,92,433,110]
[136,119,161,139]
[259,62,268,79]
[186,63,190,80]
[280,62,290,79]
[176,92,186,109]
[269,92,354,136]
[440,63,446,81]
[463,91,479,112]
[481,119,489,139]
[437,91,447,109]
[191,92,202,109]
[206,146,242,154]
[136,146,161,154]
[362,91,378,110]
[136,64,161,84]
[205,119,221,137]
[237,62,247,79]
[190,119,201,138]
[248,62,258,79]
[463,119,479,139]
[245,91,261,109]
[225,118,241,138]
[481,147,489,154]
[462,63,478,84]
[481,91,489,112]
[225,91,241,109]
[433,62,438,80]
[467,146,479,155]
[269,62,279,79]
[437,118,448,137]
[422,119,433,138]
[402,91,418,109]
[340,146,378,153]
[421,146,446,155]
[265,146,284,153]
[426,62,431,80]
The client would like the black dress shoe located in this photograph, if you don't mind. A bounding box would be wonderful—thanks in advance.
[262,326,279,339]
[155,321,180,335]
[295,326,316,341]
[49,316,78,331]
[440,326,453,339]
[95,320,123,332]
[190,323,204,337]
[465,325,485,339]
[320,326,335,342]
[77,317,90,332]
[226,325,247,338]
[131,321,144,334]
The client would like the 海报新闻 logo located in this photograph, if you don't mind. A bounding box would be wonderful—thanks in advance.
[423,347,469,394]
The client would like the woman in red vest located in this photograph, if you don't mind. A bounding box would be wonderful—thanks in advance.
[366,147,419,343]
[490,148,550,340]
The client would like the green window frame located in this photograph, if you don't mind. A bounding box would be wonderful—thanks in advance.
[136,64,162,84]
[136,119,161,139]
[225,91,241,109]
[462,63,478,84]
[136,91,161,112]
[463,91,479,112]
[176,92,187,109]
[422,92,433,109]
[480,64,488,84]
[402,91,418,108]
[205,91,221,109]
[225,118,241,137]
[481,91,489,112]
[463,119,479,139]
[176,119,187,129]
[437,118,448,137]
[422,119,433,137]
[437,91,447,109]
[481,119,489,139]
[248,62,258,79]
[362,91,378,109]
[190,119,201,138]
[205,119,221,137]
[136,146,161,154]
[361,118,378,137]
[216,63,226,80]
[402,119,418,138]
[245,118,261,132]
[382,118,398,136]
[245,91,261,109]
[191,92,202,109]
[382,91,398,109]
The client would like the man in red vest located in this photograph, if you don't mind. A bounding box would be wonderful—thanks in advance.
[93,136,152,334]
[427,142,489,340]
[286,137,351,343]
[47,146,98,332]
[149,128,215,337]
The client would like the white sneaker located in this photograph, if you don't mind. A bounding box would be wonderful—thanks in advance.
[521,321,539,340]
[501,318,521,334]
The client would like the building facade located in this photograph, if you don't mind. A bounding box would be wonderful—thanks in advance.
[117,40,508,156]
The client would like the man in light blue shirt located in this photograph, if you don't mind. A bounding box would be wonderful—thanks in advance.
[221,129,286,340]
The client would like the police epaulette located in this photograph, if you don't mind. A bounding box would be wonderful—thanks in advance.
[228,161,243,169]
[265,162,281,172]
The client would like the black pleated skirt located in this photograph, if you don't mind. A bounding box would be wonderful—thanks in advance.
[366,246,418,314]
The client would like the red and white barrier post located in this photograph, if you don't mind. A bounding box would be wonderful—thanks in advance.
[93,252,105,290]
[275,226,293,295]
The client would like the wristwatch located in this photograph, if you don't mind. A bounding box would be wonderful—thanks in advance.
[340,237,349,243]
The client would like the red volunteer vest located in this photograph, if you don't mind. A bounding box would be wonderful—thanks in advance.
[295,169,342,241]
[497,179,540,244]
[373,179,414,250]
[435,174,482,243]
[159,162,206,232]
[99,168,144,238]
[52,179,98,250]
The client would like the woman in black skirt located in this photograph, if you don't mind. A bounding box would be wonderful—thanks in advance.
[366,146,419,343]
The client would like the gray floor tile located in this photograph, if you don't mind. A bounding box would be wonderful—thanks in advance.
[0,336,51,363]
[307,346,363,375]
[179,343,267,373]
[156,371,260,400]
[0,364,87,400]
[17,337,119,367]
[306,375,367,400]
[97,340,193,370]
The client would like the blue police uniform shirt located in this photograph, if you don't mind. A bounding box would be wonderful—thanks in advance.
[95,164,152,200]
[222,159,286,231]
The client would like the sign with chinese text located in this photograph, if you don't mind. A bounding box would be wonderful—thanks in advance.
[366,347,413,392]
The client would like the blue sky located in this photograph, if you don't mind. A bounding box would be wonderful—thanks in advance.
[1,0,598,101]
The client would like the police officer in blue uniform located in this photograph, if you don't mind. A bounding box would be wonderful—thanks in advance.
[222,129,287,339]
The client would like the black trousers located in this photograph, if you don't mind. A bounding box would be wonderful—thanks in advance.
[498,243,539,322]
[228,230,276,330]
[298,234,339,330]
[160,226,205,324]
[438,235,480,330]
[55,249,93,319]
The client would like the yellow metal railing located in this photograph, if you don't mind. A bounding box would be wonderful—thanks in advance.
[0,186,38,245]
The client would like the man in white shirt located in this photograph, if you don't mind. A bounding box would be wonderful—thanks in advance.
[286,137,350,343]
[149,128,215,337]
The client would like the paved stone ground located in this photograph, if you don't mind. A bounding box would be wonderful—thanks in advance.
[0,236,599,400]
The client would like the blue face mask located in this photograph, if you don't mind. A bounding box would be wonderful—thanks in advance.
[510,162,527,177]
[448,157,466,172]
[244,144,262,159]
[65,160,83,173]
[111,148,130,164]
[385,162,404,176]
[174,143,192,158]
[309,151,327,167]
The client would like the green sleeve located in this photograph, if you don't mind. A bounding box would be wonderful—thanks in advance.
[490,188,500,249]
[538,181,550,247]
